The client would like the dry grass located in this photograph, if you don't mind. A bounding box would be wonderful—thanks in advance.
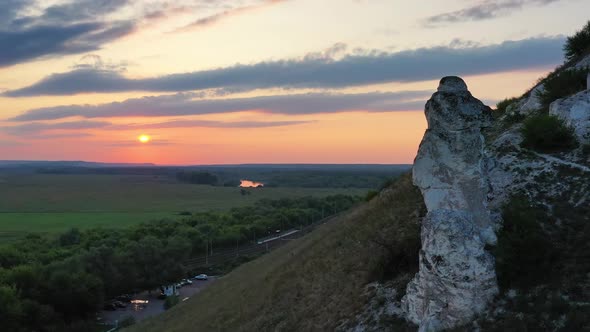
[125,174,424,332]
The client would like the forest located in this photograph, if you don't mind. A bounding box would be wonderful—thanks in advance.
[0,194,359,331]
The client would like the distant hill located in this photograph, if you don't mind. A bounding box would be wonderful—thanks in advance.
[0,160,155,168]
[0,161,410,171]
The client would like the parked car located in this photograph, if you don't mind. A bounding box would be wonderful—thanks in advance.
[180,278,193,286]
[193,274,208,280]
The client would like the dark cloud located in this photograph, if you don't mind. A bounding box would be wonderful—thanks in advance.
[8,90,430,122]
[0,21,135,68]
[27,132,95,140]
[113,119,313,129]
[0,120,111,136]
[0,0,33,23]
[4,36,565,97]
[0,0,135,68]
[0,0,289,68]
[0,118,313,137]
[425,0,563,26]
[37,0,130,23]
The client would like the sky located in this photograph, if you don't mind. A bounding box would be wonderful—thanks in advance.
[0,0,588,165]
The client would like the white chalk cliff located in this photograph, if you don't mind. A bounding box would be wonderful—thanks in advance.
[549,73,590,144]
[401,77,498,331]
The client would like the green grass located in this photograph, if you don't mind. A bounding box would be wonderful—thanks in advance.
[0,174,366,241]
[0,212,175,238]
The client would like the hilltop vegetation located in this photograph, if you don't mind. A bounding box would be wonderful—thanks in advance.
[475,21,590,331]
[564,20,590,61]
[493,21,590,155]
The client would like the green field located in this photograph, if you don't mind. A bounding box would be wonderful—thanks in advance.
[0,174,367,241]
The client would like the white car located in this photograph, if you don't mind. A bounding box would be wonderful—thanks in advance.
[193,274,208,280]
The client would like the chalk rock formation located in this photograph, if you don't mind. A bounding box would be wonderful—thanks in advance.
[519,83,544,112]
[402,77,498,331]
[550,88,590,144]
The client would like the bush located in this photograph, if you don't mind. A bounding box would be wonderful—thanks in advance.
[494,196,559,291]
[521,114,577,152]
[537,67,589,108]
[495,97,518,114]
[564,20,590,61]
[163,295,179,310]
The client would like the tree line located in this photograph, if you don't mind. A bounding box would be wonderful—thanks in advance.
[0,194,359,331]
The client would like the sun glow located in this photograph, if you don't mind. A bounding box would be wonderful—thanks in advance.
[138,134,151,143]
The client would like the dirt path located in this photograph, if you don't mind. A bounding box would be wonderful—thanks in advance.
[533,151,590,172]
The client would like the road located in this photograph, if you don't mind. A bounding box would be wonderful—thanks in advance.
[99,278,216,326]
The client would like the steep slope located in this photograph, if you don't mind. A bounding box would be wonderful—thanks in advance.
[126,174,425,332]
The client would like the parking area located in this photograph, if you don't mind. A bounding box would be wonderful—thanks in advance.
[99,277,216,325]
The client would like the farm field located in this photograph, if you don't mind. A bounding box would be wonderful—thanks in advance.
[0,173,367,241]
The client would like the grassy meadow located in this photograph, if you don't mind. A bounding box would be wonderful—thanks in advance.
[0,173,367,242]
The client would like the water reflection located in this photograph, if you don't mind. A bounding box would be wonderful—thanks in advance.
[240,180,264,188]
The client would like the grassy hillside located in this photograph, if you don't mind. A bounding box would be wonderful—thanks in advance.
[126,174,425,332]
[0,174,366,241]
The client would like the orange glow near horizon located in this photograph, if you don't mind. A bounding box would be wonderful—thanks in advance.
[0,111,427,165]
[0,70,560,165]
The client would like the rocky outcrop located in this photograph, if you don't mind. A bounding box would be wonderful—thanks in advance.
[549,88,590,144]
[519,83,544,112]
[401,77,498,331]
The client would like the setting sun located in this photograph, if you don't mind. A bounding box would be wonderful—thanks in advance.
[138,135,151,143]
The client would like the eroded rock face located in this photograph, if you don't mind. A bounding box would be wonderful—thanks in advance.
[550,89,590,144]
[402,77,498,331]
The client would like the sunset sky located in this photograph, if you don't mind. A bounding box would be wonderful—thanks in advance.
[1,0,588,165]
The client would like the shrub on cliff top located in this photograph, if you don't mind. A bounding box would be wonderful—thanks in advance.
[521,114,577,152]
[537,67,589,108]
[495,97,519,113]
[564,20,590,61]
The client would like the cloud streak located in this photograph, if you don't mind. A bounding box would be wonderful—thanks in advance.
[3,36,565,97]
[113,119,313,129]
[0,118,314,137]
[0,120,111,135]
[173,0,287,33]
[8,90,430,122]
[424,0,563,26]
